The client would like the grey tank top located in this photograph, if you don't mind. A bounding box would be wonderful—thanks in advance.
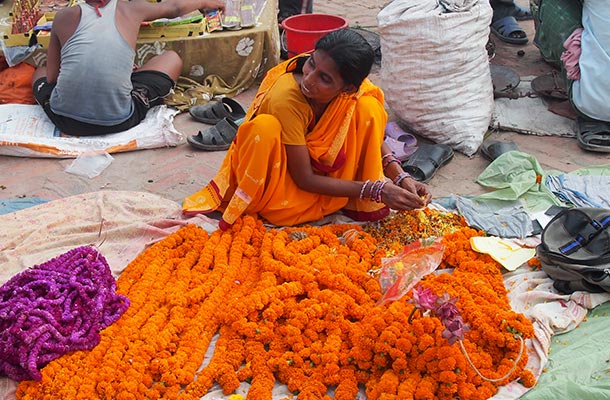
[50,0,135,125]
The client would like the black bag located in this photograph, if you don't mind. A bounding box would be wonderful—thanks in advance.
[536,207,610,294]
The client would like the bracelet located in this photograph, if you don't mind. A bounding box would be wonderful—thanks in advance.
[375,181,387,203]
[383,158,401,171]
[369,179,381,200]
[393,171,411,186]
[381,153,394,162]
[362,179,389,203]
[382,153,398,168]
[359,180,370,201]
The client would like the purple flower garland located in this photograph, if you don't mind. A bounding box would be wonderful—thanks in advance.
[0,246,130,381]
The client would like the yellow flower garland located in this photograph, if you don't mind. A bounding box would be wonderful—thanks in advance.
[17,212,535,400]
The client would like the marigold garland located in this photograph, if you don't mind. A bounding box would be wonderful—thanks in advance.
[16,210,536,400]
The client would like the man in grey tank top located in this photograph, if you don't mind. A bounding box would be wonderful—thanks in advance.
[32,0,226,136]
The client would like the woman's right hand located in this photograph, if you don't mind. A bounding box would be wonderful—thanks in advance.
[381,180,430,210]
[400,177,431,206]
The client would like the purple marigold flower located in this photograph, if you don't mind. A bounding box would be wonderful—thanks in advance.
[410,287,470,345]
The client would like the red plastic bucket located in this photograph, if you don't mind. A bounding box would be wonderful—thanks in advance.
[281,14,349,58]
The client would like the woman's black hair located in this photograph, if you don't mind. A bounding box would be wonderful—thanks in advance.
[314,28,375,88]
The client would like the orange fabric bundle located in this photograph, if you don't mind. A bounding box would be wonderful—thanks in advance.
[0,62,36,105]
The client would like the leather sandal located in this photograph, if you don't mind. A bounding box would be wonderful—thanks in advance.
[189,97,246,125]
[491,15,528,45]
[402,143,454,183]
[187,117,239,151]
[480,140,519,161]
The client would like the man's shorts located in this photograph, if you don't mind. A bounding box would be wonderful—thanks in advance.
[33,70,175,136]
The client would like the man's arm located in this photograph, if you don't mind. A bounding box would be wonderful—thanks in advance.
[129,0,225,25]
[45,30,61,83]
[116,0,225,47]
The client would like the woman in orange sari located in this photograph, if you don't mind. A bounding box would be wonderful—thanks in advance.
[183,29,431,229]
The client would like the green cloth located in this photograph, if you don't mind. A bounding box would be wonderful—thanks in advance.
[474,151,610,213]
[521,301,610,400]
[474,151,562,213]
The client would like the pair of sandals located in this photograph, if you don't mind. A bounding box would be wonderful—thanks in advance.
[385,122,454,183]
[187,97,246,151]
[491,3,532,45]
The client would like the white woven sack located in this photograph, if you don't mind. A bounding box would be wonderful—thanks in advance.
[378,0,493,157]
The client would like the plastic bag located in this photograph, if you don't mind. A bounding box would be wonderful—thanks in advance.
[65,151,114,178]
[377,237,445,306]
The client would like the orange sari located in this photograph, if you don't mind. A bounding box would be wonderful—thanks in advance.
[183,57,389,229]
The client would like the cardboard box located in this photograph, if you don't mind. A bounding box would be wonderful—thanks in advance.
[2,14,53,49]
[138,22,207,40]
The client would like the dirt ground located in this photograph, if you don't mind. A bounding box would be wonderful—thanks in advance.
[1,0,608,204]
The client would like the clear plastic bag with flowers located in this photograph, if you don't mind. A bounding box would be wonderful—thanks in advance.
[377,236,445,306]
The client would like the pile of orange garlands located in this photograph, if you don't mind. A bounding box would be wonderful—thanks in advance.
[17,210,536,400]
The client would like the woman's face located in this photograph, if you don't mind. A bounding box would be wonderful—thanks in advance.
[300,50,355,106]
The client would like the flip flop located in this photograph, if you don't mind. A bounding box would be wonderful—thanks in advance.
[576,117,610,153]
[384,121,418,161]
[480,140,519,161]
[402,143,454,183]
[384,137,418,162]
[187,117,239,151]
[189,97,246,125]
[384,121,417,145]
[491,16,528,45]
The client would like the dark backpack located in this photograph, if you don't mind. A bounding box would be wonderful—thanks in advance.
[536,207,610,294]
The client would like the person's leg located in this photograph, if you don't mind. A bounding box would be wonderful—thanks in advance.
[491,0,528,44]
[32,66,47,85]
[131,70,176,110]
[32,75,55,115]
[128,52,182,120]
[137,50,183,83]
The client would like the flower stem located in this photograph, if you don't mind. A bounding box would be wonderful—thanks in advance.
[407,307,419,323]
[458,335,525,383]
